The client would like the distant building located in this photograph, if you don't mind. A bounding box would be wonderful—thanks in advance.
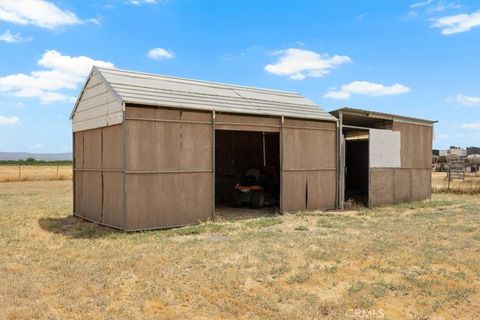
[439,148,466,157]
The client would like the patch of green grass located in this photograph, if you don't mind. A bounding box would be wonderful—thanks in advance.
[446,286,475,301]
[306,249,332,261]
[270,262,291,277]
[348,280,366,294]
[287,268,312,284]
[324,265,337,273]
[294,225,308,231]
[166,222,228,236]
[245,217,282,228]
[395,199,455,210]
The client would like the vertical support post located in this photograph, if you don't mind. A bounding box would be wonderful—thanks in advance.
[367,128,371,208]
[72,132,75,215]
[19,164,21,179]
[338,113,345,210]
[122,103,128,230]
[211,111,216,220]
[262,132,266,167]
[279,116,284,213]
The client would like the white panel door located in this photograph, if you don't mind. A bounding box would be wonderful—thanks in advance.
[369,129,401,168]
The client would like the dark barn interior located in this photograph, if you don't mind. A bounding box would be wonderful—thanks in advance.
[344,130,369,205]
[215,130,280,210]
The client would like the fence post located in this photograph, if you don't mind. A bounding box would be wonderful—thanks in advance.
[18,164,21,179]
[56,164,59,177]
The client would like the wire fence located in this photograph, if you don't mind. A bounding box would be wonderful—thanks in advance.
[0,165,72,182]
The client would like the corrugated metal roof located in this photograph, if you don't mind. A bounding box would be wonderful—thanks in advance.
[330,107,435,125]
[71,67,337,122]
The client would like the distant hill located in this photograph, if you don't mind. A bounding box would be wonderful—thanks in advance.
[0,151,72,161]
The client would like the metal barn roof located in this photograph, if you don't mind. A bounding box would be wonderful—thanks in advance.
[71,67,337,122]
[330,107,435,126]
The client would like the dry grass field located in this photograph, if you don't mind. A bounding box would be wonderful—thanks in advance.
[1,180,479,319]
[0,165,72,182]
[432,171,480,195]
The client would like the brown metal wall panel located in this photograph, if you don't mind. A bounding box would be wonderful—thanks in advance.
[102,125,123,169]
[102,172,125,228]
[392,122,432,169]
[126,173,212,230]
[74,171,83,215]
[411,169,431,201]
[394,169,411,203]
[83,128,102,169]
[126,119,211,171]
[124,106,213,229]
[282,172,307,212]
[126,105,211,121]
[369,169,394,206]
[282,119,337,212]
[74,132,84,169]
[80,171,103,222]
[215,113,280,132]
[306,171,336,210]
[285,118,336,130]
[283,128,336,170]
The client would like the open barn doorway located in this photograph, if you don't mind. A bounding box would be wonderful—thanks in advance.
[344,128,369,206]
[215,130,280,220]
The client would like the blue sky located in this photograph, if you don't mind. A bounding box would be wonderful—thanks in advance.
[0,0,479,153]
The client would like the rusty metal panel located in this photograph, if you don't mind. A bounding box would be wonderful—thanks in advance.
[411,169,431,201]
[281,119,337,212]
[102,125,123,169]
[102,172,125,228]
[83,128,102,169]
[394,169,411,203]
[369,168,394,206]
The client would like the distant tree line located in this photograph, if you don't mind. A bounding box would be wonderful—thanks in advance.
[0,158,73,166]
[467,147,480,156]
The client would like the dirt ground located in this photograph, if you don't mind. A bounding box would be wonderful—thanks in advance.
[0,180,479,319]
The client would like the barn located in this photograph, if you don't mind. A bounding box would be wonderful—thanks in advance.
[71,67,338,231]
[331,108,435,208]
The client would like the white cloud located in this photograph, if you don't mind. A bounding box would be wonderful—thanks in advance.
[431,10,480,35]
[0,0,82,29]
[461,122,480,130]
[264,48,352,80]
[454,94,480,106]
[127,0,158,5]
[31,143,43,149]
[147,48,174,60]
[0,30,30,43]
[0,115,19,125]
[324,81,411,100]
[411,0,433,8]
[0,50,114,104]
